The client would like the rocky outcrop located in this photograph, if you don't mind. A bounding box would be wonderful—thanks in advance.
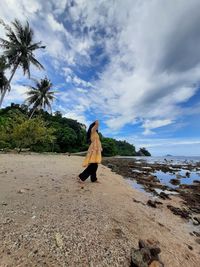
[167,205,190,219]
[102,158,200,218]
[130,239,164,267]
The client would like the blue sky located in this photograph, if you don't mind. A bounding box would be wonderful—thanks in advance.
[0,0,200,156]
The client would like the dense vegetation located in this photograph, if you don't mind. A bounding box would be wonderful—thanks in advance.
[0,103,151,156]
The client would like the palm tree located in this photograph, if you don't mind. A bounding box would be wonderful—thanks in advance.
[0,55,10,94]
[0,19,45,107]
[25,77,55,119]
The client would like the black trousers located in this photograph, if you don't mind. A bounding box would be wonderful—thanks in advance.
[79,163,98,182]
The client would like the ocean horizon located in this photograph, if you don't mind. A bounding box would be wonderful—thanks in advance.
[116,155,200,164]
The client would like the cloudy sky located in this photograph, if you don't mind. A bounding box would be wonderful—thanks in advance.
[0,0,200,156]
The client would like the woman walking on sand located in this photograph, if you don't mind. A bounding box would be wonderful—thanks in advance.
[78,120,102,183]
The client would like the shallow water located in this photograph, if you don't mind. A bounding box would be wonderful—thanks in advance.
[152,169,200,189]
[125,178,144,191]
[112,156,200,194]
[118,156,200,193]
[125,177,179,196]
[125,178,152,195]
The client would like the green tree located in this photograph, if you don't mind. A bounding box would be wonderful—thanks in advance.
[0,19,45,107]
[25,77,55,119]
[115,140,136,156]
[0,117,10,149]
[0,109,27,149]
[12,117,55,153]
[101,137,117,157]
[56,127,77,152]
[137,147,151,156]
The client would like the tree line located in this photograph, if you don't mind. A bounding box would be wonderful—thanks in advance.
[0,103,151,156]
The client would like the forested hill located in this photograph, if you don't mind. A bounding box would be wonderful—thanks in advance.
[0,103,151,156]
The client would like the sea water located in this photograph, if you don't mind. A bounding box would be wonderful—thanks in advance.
[119,156,200,192]
[116,155,200,165]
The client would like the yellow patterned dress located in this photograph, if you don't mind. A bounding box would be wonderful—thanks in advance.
[83,130,102,167]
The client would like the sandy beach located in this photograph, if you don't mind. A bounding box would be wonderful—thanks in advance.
[0,154,200,266]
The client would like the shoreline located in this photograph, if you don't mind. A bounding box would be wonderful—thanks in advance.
[0,154,200,266]
[102,157,200,215]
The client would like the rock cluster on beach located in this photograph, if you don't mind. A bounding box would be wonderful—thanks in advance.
[130,239,163,267]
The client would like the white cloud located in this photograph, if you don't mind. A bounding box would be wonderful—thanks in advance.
[70,0,200,133]
[76,88,87,93]
[46,13,66,33]
[63,110,88,126]
[142,119,173,135]
[62,67,73,76]
[55,102,89,126]
[3,84,27,107]
[54,89,91,126]
[1,0,200,140]
[114,133,200,156]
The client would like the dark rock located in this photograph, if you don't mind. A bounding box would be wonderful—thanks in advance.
[141,247,152,262]
[176,174,184,179]
[147,200,163,208]
[133,198,145,205]
[159,166,170,173]
[130,240,163,267]
[107,163,114,169]
[167,205,190,219]
[193,231,200,237]
[170,179,180,185]
[189,206,200,213]
[146,175,159,182]
[130,248,150,267]
[147,200,157,208]
[193,216,200,225]
[185,171,190,177]
[139,239,146,249]
[150,247,161,257]
[33,249,38,254]
[193,180,200,184]
[191,217,199,225]
[159,192,171,200]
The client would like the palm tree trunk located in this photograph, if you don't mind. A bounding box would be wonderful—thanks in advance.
[29,97,42,119]
[29,106,38,119]
[0,63,19,108]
